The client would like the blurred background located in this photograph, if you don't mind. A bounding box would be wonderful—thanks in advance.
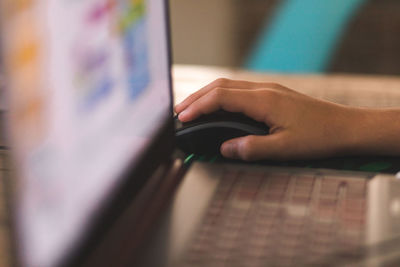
[169,0,400,75]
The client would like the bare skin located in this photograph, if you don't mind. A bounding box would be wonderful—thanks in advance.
[175,78,400,161]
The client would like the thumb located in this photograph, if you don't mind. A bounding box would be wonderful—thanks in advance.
[220,134,286,161]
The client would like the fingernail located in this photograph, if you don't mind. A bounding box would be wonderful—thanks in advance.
[221,142,238,158]
[178,110,188,121]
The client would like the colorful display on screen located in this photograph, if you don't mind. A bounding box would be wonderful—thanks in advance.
[1,0,170,266]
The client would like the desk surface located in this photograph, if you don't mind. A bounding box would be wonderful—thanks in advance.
[173,64,400,108]
[173,65,400,174]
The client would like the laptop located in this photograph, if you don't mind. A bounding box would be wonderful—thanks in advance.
[2,0,400,266]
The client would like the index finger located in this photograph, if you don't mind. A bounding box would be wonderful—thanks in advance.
[175,78,274,114]
[178,88,270,123]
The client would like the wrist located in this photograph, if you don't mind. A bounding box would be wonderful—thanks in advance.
[341,107,400,156]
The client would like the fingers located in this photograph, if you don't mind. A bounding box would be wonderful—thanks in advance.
[177,88,269,122]
[220,134,288,161]
[175,78,280,113]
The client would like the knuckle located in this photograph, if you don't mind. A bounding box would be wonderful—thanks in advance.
[211,87,227,99]
[260,89,281,103]
[214,78,230,87]
[266,82,282,89]
[187,92,197,101]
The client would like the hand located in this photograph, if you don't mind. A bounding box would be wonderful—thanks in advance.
[175,78,400,161]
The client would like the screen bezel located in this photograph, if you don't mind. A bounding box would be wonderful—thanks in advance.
[3,0,176,266]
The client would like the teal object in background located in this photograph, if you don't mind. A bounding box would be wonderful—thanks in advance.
[245,0,367,73]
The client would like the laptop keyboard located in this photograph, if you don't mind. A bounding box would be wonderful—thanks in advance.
[181,169,368,267]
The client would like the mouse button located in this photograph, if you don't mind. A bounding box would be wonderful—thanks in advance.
[210,110,245,122]
[189,110,238,124]
[176,115,220,131]
[213,111,267,129]
[192,113,225,124]
[232,115,270,133]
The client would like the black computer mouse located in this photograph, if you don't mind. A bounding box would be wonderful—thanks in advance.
[175,110,270,155]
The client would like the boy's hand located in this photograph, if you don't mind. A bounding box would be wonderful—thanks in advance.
[175,78,385,161]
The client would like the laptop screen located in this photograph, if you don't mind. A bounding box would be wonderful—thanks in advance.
[1,0,171,266]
